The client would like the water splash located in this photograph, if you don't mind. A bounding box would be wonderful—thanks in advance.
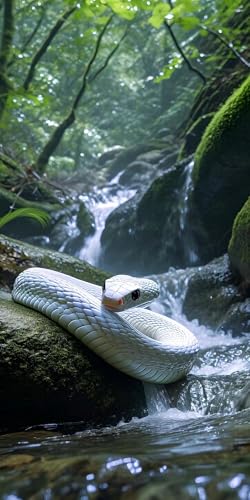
[143,383,171,414]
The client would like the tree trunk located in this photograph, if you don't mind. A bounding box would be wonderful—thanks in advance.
[0,0,15,119]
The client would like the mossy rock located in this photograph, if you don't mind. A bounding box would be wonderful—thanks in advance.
[192,76,250,260]
[228,197,250,291]
[0,234,109,290]
[0,291,145,431]
[0,236,145,431]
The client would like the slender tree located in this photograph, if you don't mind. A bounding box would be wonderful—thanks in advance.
[0,0,15,119]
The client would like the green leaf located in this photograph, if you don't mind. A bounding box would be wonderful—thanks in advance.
[148,3,170,28]
[199,28,209,37]
[179,15,200,30]
[0,208,50,230]
[104,0,136,20]
[155,66,175,82]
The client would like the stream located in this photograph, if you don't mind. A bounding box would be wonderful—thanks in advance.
[0,171,250,499]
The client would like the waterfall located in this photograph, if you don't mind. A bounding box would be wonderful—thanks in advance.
[79,172,136,266]
[179,159,199,266]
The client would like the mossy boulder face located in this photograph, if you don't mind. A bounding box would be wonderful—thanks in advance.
[192,76,250,260]
[0,291,145,432]
[0,234,109,289]
[228,197,250,292]
[0,236,145,431]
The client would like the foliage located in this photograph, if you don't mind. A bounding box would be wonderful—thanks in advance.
[0,207,50,230]
[0,0,248,174]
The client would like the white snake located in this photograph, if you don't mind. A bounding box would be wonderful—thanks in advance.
[12,268,199,384]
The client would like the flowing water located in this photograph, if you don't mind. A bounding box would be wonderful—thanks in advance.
[1,167,250,498]
[79,171,136,267]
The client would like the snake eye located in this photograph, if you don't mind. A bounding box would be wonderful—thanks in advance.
[132,289,140,301]
[102,281,106,292]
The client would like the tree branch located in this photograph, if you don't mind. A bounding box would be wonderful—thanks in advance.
[36,16,127,174]
[21,4,48,52]
[164,20,207,85]
[200,25,250,69]
[89,26,128,83]
[23,5,77,90]
[72,15,113,111]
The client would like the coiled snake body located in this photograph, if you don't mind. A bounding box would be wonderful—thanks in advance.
[12,268,199,384]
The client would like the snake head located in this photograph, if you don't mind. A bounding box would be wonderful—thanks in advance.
[101,275,159,311]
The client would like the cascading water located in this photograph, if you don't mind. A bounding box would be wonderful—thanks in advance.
[79,171,136,266]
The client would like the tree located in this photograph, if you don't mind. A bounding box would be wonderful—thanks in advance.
[0,0,248,175]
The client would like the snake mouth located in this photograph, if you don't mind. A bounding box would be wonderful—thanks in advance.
[102,297,124,311]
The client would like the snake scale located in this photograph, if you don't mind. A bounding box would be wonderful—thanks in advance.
[12,268,199,384]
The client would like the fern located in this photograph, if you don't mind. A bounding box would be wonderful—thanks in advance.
[0,208,50,230]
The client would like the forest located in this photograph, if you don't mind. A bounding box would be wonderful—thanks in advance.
[0,0,250,498]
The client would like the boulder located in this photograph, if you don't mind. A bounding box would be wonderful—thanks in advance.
[0,234,108,289]
[183,255,250,334]
[106,143,165,180]
[0,291,145,432]
[192,76,250,261]
[101,157,199,274]
[0,236,146,431]
[228,197,250,293]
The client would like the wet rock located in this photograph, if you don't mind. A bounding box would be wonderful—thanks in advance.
[167,372,250,415]
[136,149,165,164]
[180,112,214,157]
[192,76,250,261]
[100,191,143,274]
[0,236,146,431]
[228,197,250,294]
[0,290,146,432]
[234,381,250,411]
[101,157,199,274]
[62,200,95,255]
[106,143,164,180]
[119,160,154,189]
[98,145,125,166]
[183,255,250,333]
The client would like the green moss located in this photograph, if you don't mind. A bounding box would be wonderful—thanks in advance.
[191,76,250,258]
[194,76,250,183]
[0,234,110,288]
[0,290,145,429]
[228,197,250,284]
